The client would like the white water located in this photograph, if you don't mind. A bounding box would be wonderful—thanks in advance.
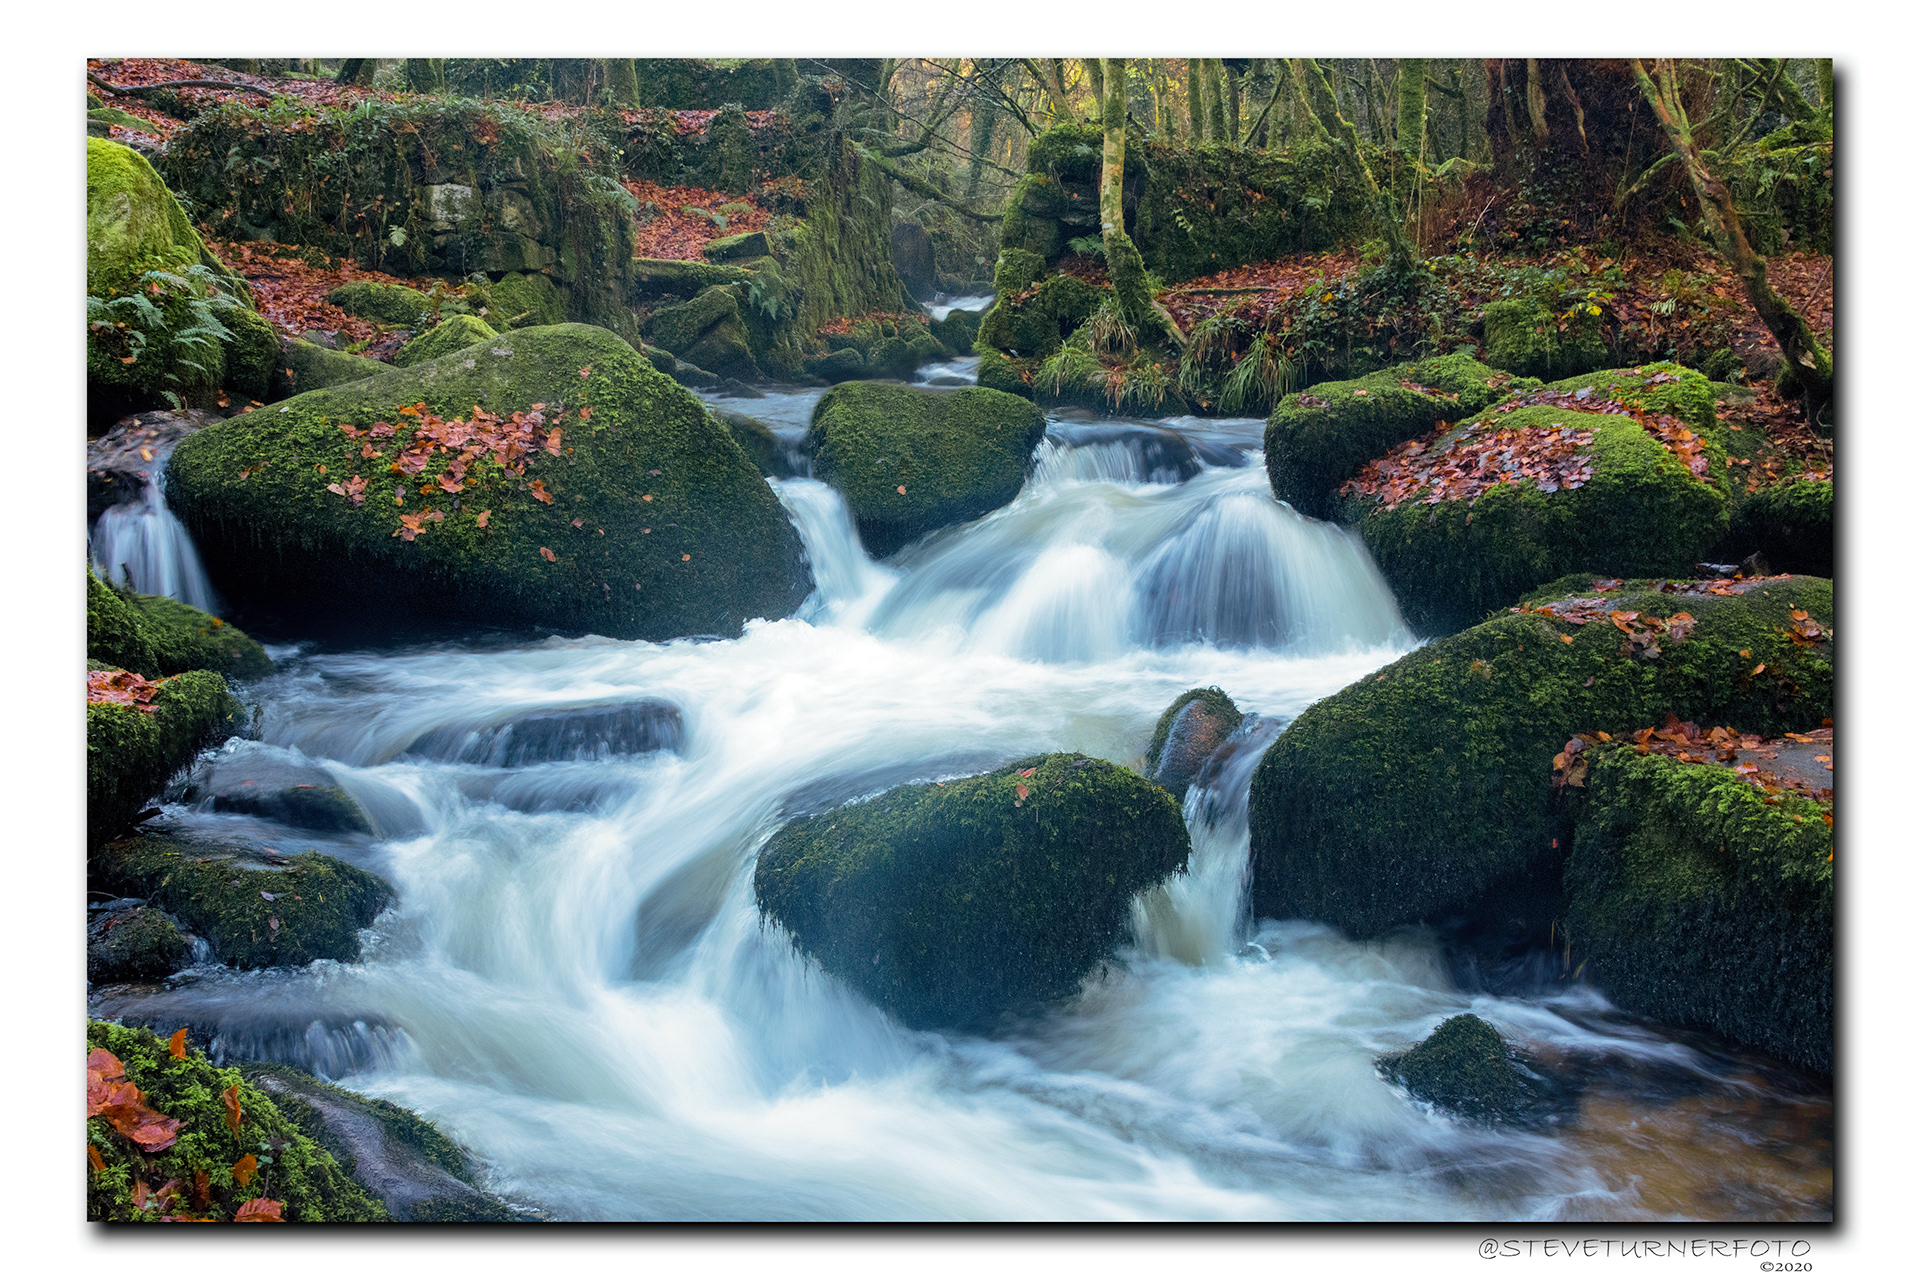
[89,458,217,612]
[96,408,1832,1222]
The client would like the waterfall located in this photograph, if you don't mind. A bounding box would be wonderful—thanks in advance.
[89,455,217,612]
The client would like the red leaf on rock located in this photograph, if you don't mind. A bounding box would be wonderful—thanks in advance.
[530,480,554,504]
[231,1153,257,1187]
[540,546,556,562]
[475,510,490,528]
[222,1083,242,1137]
[232,1198,285,1223]
[169,1029,187,1060]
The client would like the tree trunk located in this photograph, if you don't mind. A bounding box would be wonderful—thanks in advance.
[967,67,999,200]
[1200,60,1224,141]
[336,59,377,87]
[1224,62,1241,143]
[1023,58,1075,122]
[1524,59,1550,141]
[1303,59,1417,276]
[1098,59,1182,347]
[1186,59,1204,140]
[1085,58,1104,112]
[1631,59,1833,426]
[404,59,445,94]
[1289,59,1330,143]
[1816,58,1833,113]
[606,59,640,108]
[1396,57,1427,159]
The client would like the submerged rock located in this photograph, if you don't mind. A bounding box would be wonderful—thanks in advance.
[1247,575,1833,940]
[87,1020,390,1222]
[87,905,190,983]
[92,825,391,969]
[1145,687,1243,802]
[166,323,811,643]
[755,753,1189,1031]
[1565,745,1832,1075]
[806,381,1046,556]
[183,740,373,834]
[87,669,240,849]
[1378,1015,1567,1126]
[242,1064,525,1221]
[401,699,683,766]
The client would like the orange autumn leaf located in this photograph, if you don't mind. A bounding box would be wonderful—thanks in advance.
[231,1153,258,1187]
[87,1144,106,1172]
[896,485,907,495]
[222,1083,242,1137]
[540,546,556,562]
[579,405,591,420]
[1015,783,1029,802]
[232,1198,286,1223]
[529,479,554,504]
[169,1029,187,1059]
[475,510,491,528]
[88,1048,183,1151]
[193,1167,211,1209]
[133,1180,151,1211]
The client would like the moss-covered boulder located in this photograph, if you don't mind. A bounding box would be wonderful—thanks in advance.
[755,754,1190,1031]
[93,826,391,969]
[975,271,1104,360]
[1482,297,1609,381]
[714,410,794,478]
[87,1020,391,1222]
[166,324,810,642]
[1145,687,1244,802]
[326,282,436,326]
[224,306,281,402]
[241,1064,524,1221]
[1564,746,1832,1075]
[1265,355,1526,520]
[1543,363,1719,434]
[1378,1015,1566,1126]
[88,568,273,680]
[86,137,221,298]
[975,349,1035,399]
[396,313,499,367]
[483,270,566,329]
[631,257,750,300]
[1246,575,1833,938]
[88,670,240,849]
[283,338,387,395]
[929,307,982,357]
[1341,397,1730,635]
[650,286,758,380]
[806,382,1046,556]
[87,905,190,983]
[87,569,160,677]
[1728,479,1832,578]
[703,230,772,262]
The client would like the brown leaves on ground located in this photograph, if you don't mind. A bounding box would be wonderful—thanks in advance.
[88,669,168,712]
[221,1083,243,1137]
[232,1198,287,1222]
[1157,249,1363,331]
[816,312,931,337]
[205,238,463,347]
[1611,715,1834,805]
[625,179,772,260]
[87,1048,182,1152]
[230,1153,257,1187]
[1784,608,1831,647]
[1341,419,1595,511]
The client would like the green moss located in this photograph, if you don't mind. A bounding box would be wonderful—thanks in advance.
[87,670,239,849]
[116,588,274,680]
[1482,297,1609,381]
[703,230,771,261]
[396,313,499,368]
[998,173,1069,260]
[806,382,1046,556]
[1729,479,1832,577]
[1344,405,1730,636]
[88,906,190,983]
[974,349,1035,399]
[223,305,280,401]
[326,282,436,326]
[630,257,751,300]
[87,138,215,297]
[93,828,391,969]
[714,410,791,478]
[755,753,1189,1031]
[484,270,566,329]
[1565,746,1832,1075]
[1145,687,1244,769]
[166,324,810,641]
[975,273,1105,360]
[650,285,757,380]
[88,568,160,677]
[1264,354,1526,519]
[928,308,981,357]
[1378,1015,1560,1126]
[235,1064,472,1182]
[283,339,387,394]
[87,1020,391,1223]
[1544,361,1719,435]
[1246,576,1833,938]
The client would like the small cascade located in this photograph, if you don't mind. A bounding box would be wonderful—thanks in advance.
[89,457,217,612]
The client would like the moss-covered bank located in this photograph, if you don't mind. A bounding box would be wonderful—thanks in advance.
[755,754,1189,1031]
[1564,746,1832,1075]
[1727,479,1833,578]
[806,382,1046,557]
[1246,576,1833,938]
[89,570,274,681]
[166,324,811,642]
[87,671,240,849]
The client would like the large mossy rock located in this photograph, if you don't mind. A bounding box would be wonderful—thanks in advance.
[88,569,274,681]
[93,826,391,969]
[1145,687,1243,802]
[87,1020,391,1223]
[241,1064,524,1221]
[87,905,191,983]
[396,313,499,368]
[1341,393,1730,636]
[166,324,811,642]
[650,285,758,380]
[1247,575,1833,939]
[1728,479,1833,578]
[755,754,1190,1031]
[86,137,221,298]
[483,270,566,329]
[183,741,373,834]
[282,338,388,395]
[87,671,240,849]
[87,569,160,677]
[975,270,1104,360]
[806,382,1045,557]
[326,281,436,326]
[1565,746,1832,1075]
[1481,297,1609,381]
[1264,355,1528,520]
[1378,1015,1565,1126]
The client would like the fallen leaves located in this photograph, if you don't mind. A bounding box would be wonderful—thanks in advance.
[87,1048,182,1152]
[169,1029,187,1060]
[222,1083,243,1138]
[88,669,168,712]
[539,546,556,562]
[1341,418,1596,510]
[232,1198,287,1222]
[230,1153,257,1187]
[625,178,772,260]
[1616,716,1834,805]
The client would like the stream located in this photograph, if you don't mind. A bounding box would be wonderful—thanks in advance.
[88,371,1833,1222]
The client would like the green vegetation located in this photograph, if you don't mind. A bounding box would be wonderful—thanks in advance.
[1378,1015,1561,1126]
[87,671,239,849]
[396,313,500,367]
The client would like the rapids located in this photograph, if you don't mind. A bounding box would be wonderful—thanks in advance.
[89,389,1832,1222]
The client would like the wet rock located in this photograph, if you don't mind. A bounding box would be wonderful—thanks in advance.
[1741,549,1776,578]
[87,667,240,849]
[756,753,1188,1031]
[91,824,391,969]
[185,740,373,834]
[1050,422,1202,484]
[1145,687,1244,802]
[713,411,796,479]
[890,220,937,300]
[87,410,222,521]
[925,375,970,387]
[1378,1015,1567,1126]
[89,568,274,681]
[402,699,683,767]
[242,1065,526,1222]
[87,905,190,983]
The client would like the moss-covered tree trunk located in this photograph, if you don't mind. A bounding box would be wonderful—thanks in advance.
[1816,58,1833,114]
[404,59,445,94]
[1097,58,1182,350]
[606,59,640,108]
[1186,58,1204,140]
[1303,59,1416,276]
[1204,59,1228,141]
[336,59,377,87]
[1396,57,1427,160]
[1223,61,1242,142]
[1289,59,1331,143]
[1631,58,1833,427]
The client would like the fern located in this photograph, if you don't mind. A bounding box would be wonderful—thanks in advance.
[1066,234,1107,259]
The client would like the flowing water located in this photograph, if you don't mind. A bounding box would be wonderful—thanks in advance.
[89,452,218,612]
[91,384,1832,1222]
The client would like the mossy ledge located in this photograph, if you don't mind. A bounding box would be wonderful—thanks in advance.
[87,671,239,850]
[87,1020,391,1223]
[1564,746,1832,1075]
[165,324,812,642]
[1246,576,1833,939]
[755,753,1189,1032]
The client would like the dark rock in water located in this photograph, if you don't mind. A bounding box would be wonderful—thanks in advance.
[891,220,937,300]
[756,753,1188,1032]
[1145,687,1243,802]
[88,667,240,849]
[1740,550,1774,578]
[402,699,683,767]
[243,1064,527,1222]
[714,411,796,479]
[92,824,391,969]
[185,740,373,834]
[87,905,190,982]
[1377,1014,1569,1126]
[926,375,971,387]
[1050,422,1202,484]
[87,410,222,521]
